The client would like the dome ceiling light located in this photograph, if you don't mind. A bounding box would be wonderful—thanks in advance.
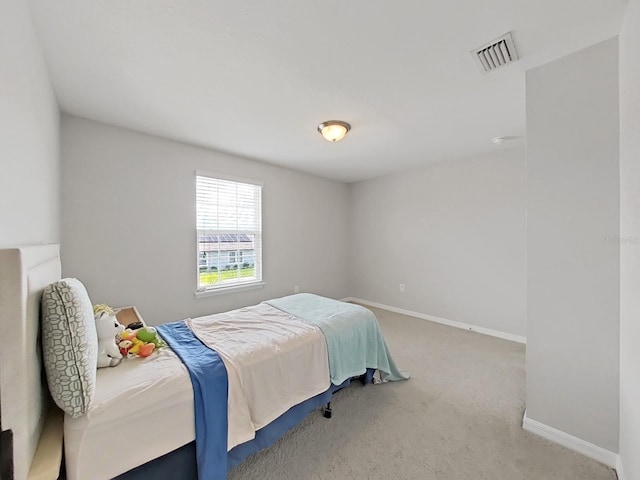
[317,120,351,142]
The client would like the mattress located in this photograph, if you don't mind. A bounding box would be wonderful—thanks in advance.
[64,347,194,480]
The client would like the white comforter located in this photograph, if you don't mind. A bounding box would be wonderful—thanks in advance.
[185,303,330,449]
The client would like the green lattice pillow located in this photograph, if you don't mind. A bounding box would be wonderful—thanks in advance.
[41,278,98,417]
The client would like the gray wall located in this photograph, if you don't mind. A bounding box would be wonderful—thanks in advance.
[349,147,526,338]
[619,0,640,477]
[526,38,619,452]
[0,0,59,248]
[60,115,350,325]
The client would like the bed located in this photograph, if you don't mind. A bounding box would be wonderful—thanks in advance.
[0,245,408,480]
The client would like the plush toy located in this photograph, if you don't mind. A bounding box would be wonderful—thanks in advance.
[93,303,116,317]
[117,326,165,358]
[133,339,155,358]
[118,339,133,357]
[95,311,125,368]
[136,326,165,348]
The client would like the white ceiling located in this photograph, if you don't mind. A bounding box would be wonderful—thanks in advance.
[28,0,627,182]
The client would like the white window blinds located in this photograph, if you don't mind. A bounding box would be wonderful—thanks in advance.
[196,174,262,292]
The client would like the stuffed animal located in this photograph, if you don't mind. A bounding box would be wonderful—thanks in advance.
[117,326,165,358]
[136,326,165,348]
[93,303,116,317]
[95,311,125,368]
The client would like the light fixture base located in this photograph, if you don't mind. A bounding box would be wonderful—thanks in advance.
[318,120,351,142]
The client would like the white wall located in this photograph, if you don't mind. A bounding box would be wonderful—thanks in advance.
[60,115,350,324]
[349,147,526,338]
[526,37,619,453]
[0,0,59,248]
[619,0,640,477]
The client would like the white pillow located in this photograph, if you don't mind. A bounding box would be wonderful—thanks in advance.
[41,278,98,417]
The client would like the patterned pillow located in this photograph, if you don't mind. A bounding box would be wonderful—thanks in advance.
[41,278,98,417]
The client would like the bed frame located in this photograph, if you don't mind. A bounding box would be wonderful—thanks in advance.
[0,245,64,480]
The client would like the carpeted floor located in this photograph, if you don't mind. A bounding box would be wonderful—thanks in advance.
[228,306,617,480]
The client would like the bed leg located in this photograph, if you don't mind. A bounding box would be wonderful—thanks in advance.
[323,402,332,419]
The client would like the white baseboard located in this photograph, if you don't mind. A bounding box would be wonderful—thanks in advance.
[616,456,626,480]
[522,411,618,468]
[341,297,526,344]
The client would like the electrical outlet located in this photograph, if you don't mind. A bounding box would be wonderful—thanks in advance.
[399,283,405,292]
[294,285,299,294]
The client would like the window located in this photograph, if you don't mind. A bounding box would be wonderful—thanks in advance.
[196,174,262,293]
[227,250,244,264]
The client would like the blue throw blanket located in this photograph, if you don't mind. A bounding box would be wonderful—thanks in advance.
[266,294,409,385]
[157,321,228,480]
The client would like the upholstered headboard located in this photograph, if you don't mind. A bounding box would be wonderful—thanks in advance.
[0,245,62,480]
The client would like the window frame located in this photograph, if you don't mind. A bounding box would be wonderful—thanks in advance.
[195,171,265,297]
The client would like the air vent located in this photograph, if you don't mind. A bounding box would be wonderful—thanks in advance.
[471,32,519,74]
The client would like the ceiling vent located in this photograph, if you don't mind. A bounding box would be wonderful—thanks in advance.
[471,32,519,74]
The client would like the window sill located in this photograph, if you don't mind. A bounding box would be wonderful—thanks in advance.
[195,281,266,299]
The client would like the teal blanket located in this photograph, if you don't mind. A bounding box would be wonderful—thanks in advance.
[266,294,409,385]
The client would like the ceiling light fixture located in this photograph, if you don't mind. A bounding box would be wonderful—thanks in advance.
[318,120,351,142]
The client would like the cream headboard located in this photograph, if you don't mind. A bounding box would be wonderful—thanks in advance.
[0,245,61,480]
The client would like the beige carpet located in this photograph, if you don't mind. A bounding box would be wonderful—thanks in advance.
[228,306,617,480]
